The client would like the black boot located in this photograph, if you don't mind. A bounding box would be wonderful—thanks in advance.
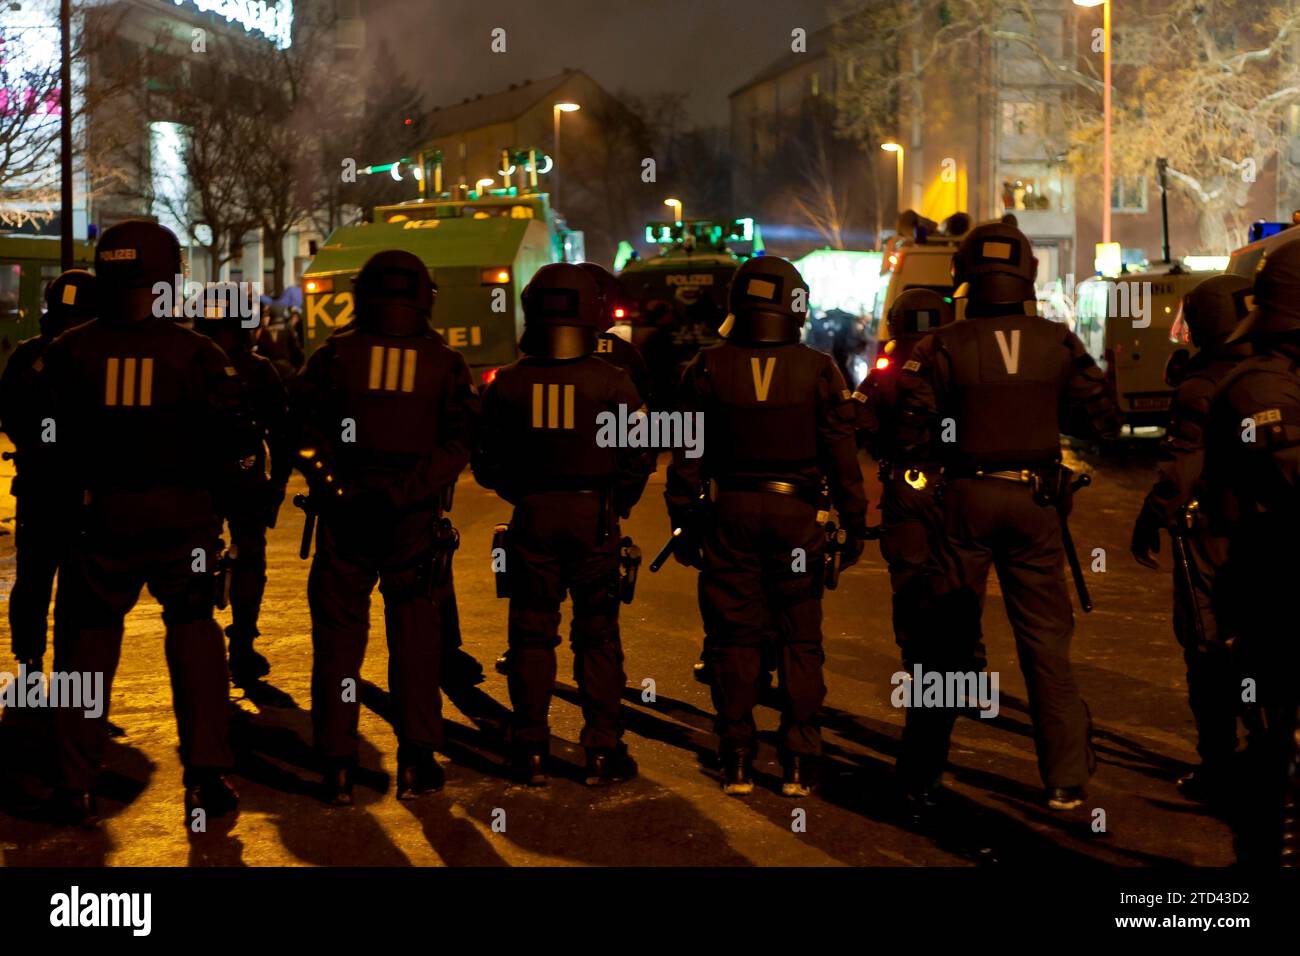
[513,747,548,787]
[1046,785,1086,811]
[584,743,638,787]
[721,751,754,795]
[1177,764,1233,805]
[396,747,445,800]
[183,771,239,819]
[692,659,713,686]
[494,649,512,676]
[781,753,815,797]
[441,646,486,693]
[323,763,355,807]
[227,631,270,685]
[49,789,100,828]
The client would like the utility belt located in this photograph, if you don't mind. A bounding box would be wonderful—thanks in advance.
[948,463,1059,496]
[713,476,822,507]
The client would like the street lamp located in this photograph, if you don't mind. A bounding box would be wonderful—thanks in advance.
[881,141,904,216]
[664,197,683,224]
[552,101,580,210]
[1074,0,1112,244]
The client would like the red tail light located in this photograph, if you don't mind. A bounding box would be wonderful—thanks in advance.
[874,356,891,370]
[613,307,626,319]
[480,367,499,387]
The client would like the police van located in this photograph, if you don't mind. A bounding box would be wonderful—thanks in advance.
[1073,267,1212,428]
[0,234,95,374]
[300,149,580,386]
[1224,220,1300,280]
[869,234,963,348]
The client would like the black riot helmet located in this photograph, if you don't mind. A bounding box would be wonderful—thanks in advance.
[192,296,255,354]
[1227,237,1300,342]
[519,263,602,359]
[94,219,183,325]
[42,269,98,337]
[1173,274,1253,350]
[951,221,1038,309]
[887,288,954,342]
[578,261,628,332]
[352,250,436,336]
[726,255,810,345]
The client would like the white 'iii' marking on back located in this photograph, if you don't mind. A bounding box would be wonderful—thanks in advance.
[993,330,1021,375]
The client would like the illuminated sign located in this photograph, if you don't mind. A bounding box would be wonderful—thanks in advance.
[172,1,295,48]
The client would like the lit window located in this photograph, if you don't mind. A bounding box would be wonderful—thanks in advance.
[1112,175,1147,213]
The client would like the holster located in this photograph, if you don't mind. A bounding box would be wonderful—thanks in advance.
[213,545,235,610]
[618,536,641,604]
[427,516,460,602]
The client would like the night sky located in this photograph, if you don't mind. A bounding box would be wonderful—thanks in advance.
[368,0,833,126]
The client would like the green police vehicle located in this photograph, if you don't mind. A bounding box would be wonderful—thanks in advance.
[615,217,761,402]
[301,148,582,386]
[0,233,95,374]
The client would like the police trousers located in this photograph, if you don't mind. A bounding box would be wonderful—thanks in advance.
[943,477,1091,789]
[9,492,72,662]
[879,476,984,789]
[506,492,625,751]
[308,510,445,761]
[699,490,826,758]
[54,520,232,791]
[1172,529,1241,765]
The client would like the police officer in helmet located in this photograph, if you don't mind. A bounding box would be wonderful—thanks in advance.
[37,221,245,825]
[667,255,868,797]
[1203,239,1300,863]
[896,221,1120,810]
[293,249,478,805]
[853,289,971,812]
[473,263,653,786]
[491,262,654,678]
[193,292,292,686]
[1131,274,1254,804]
[581,262,654,407]
[0,270,98,675]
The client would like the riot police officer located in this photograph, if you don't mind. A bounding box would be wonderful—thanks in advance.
[853,289,970,810]
[1204,239,1300,864]
[37,221,244,825]
[255,304,304,380]
[1131,274,1254,803]
[581,262,654,405]
[293,250,477,805]
[473,263,652,786]
[192,298,292,685]
[667,256,868,797]
[0,269,97,673]
[897,221,1121,810]
[492,262,654,678]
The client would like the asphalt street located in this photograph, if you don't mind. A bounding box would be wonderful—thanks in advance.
[0,437,1240,866]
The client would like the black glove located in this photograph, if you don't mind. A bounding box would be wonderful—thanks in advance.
[1130,503,1162,569]
[839,518,868,570]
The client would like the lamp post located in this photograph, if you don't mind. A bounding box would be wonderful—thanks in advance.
[1075,0,1112,244]
[60,0,72,269]
[881,141,904,216]
[664,197,683,224]
[551,101,580,210]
